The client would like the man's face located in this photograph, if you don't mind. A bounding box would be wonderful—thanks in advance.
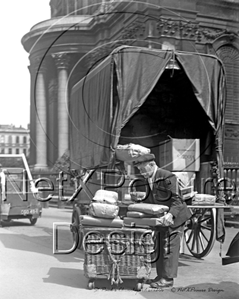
[136,162,155,178]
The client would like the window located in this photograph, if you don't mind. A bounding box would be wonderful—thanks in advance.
[16,148,19,154]
[8,135,12,144]
[1,149,4,154]
[16,136,20,144]
[23,136,27,144]
[1,135,4,143]
[8,148,12,154]
[23,149,27,155]
[217,46,239,122]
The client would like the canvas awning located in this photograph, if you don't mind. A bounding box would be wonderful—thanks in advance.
[70,46,226,173]
[70,55,113,169]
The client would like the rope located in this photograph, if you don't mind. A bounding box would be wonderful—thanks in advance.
[105,239,124,285]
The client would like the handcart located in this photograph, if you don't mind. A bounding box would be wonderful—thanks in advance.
[66,44,236,266]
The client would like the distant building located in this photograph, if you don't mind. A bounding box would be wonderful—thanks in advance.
[0,124,30,157]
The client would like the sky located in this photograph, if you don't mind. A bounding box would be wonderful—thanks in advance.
[0,0,51,129]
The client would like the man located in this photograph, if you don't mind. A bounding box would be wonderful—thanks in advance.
[133,153,192,289]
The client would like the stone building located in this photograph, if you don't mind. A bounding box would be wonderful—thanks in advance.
[0,124,30,157]
[21,0,239,170]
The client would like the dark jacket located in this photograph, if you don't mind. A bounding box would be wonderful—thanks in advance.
[144,167,192,228]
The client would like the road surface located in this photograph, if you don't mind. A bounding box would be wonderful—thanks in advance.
[0,207,238,299]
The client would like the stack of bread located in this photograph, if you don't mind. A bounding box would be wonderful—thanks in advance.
[88,190,119,219]
[193,193,216,205]
[123,202,169,228]
[115,143,151,163]
[80,190,123,228]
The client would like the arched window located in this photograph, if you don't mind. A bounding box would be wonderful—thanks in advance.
[23,136,27,144]
[217,45,239,122]
[0,135,4,144]
[16,136,20,144]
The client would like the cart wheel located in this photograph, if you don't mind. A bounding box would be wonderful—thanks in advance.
[29,217,38,225]
[71,207,83,250]
[88,280,95,290]
[135,282,143,291]
[184,208,216,258]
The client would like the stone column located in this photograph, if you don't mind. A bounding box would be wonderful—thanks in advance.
[28,64,37,167]
[52,53,70,158]
[30,58,48,170]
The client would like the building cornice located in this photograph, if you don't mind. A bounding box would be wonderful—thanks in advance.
[0,129,30,133]
[21,15,93,52]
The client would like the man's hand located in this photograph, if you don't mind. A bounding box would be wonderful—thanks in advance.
[130,191,146,202]
[159,212,174,226]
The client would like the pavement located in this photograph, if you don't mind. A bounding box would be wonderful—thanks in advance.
[0,207,238,299]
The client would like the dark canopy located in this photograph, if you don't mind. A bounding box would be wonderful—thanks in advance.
[70,56,113,169]
[70,46,226,174]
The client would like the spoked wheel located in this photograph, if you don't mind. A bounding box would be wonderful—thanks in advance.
[29,217,38,225]
[184,207,216,258]
[71,206,83,250]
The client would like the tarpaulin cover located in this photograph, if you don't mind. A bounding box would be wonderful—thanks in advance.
[70,46,226,171]
[70,55,113,169]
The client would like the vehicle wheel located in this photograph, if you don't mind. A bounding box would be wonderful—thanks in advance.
[135,282,142,291]
[71,207,83,250]
[184,208,216,258]
[88,280,95,290]
[29,217,38,225]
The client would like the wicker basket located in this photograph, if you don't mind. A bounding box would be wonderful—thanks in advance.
[82,227,155,285]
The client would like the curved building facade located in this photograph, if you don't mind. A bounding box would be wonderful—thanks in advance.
[21,0,239,170]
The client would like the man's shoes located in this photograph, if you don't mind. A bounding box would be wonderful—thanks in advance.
[145,276,161,284]
[150,278,174,289]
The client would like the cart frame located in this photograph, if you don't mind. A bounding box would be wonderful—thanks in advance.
[66,45,235,260]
